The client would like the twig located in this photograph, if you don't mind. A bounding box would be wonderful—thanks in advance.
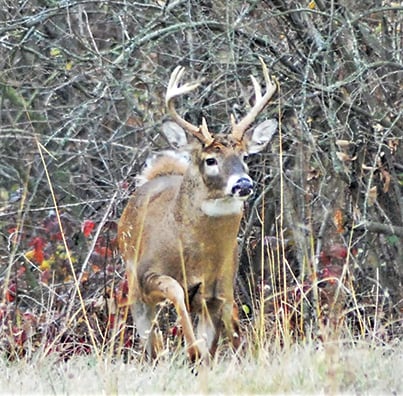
[354,221,403,238]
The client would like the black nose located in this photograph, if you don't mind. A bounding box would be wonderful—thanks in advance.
[232,177,253,197]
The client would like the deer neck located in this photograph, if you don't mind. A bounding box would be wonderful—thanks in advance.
[200,198,243,217]
[174,166,243,228]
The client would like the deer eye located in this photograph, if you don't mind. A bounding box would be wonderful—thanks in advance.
[205,157,218,166]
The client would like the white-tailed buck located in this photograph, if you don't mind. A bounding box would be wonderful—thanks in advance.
[118,58,278,362]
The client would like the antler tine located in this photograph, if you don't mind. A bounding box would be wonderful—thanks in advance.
[166,66,214,145]
[231,57,277,141]
[200,117,213,143]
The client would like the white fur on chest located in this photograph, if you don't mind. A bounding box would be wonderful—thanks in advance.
[201,198,244,217]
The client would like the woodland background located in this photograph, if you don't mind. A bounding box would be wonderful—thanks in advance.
[0,0,402,360]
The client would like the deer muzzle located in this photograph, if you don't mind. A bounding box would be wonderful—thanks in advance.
[230,176,254,198]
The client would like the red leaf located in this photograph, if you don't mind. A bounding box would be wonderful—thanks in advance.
[95,246,113,258]
[108,314,116,328]
[170,325,182,337]
[319,243,353,265]
[29,237,45,264]
[17,266,26,277]
[82,220,96,237]
[319,250,331,265]
[328,244,348,259]
[6,282,17,302]
[116,279,129,306]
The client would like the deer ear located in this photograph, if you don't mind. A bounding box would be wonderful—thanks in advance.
[246,119,278,154]
[162,121,188,148]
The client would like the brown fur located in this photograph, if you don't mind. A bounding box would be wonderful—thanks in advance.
[142,156,188,181]
[118,137,246,362]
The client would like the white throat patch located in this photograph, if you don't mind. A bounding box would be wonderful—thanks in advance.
[201,197,244,217]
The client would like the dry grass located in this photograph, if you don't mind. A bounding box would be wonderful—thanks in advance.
[1,337,401,395]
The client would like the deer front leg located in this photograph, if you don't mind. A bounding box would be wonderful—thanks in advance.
[142,273,206,362]
[197,298,241,358]
[222,300,241,351]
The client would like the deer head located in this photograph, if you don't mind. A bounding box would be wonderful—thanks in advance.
[118,58,278,362]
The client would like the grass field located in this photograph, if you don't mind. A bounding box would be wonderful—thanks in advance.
[1,336,401,395]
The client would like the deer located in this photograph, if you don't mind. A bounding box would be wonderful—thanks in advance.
[118,58,278,362]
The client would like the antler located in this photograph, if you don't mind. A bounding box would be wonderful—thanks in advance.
[231,58,277,141]
[166,66,214,145]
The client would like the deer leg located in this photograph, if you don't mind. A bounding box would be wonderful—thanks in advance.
[221,300,241,352]
[198,298,241,357]
[197,298,223,358]
[131,300,164,360]
[143,274,205,361]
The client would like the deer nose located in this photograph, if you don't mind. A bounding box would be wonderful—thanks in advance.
[231,177,253,198]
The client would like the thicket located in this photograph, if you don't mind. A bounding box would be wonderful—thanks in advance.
[0,0,402,360]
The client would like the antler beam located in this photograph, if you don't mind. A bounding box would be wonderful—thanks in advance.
[166,66,214,145]
[231,58,277,141]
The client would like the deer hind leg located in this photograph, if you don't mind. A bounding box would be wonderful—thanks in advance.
[142,273,206,362]
[131,300,163,360]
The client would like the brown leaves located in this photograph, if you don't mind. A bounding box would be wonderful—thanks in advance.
[333,209,345,234]
[379,166,391,193]
[335,140,357,163]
